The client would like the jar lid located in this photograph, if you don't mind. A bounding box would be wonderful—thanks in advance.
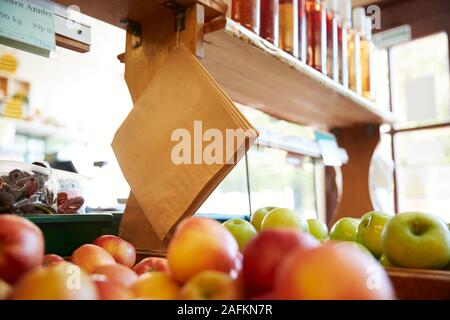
[339,0,352,25]
[326,0,339,13]
[353,7,366,35]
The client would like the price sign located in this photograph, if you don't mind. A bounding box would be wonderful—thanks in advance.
[315,131,343,167]
[0,0,55,56]
[373,25,411,49]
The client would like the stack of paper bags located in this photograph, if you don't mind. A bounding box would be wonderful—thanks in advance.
[112,45,258,255]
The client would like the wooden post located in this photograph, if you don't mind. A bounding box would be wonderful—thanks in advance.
[118,4,205,257]
[325,166,342,226]
[330,124,380,224]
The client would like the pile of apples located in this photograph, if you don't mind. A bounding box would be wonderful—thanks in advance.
[223,208,450,272]
[1,208,447,300]
[0,214,175,300]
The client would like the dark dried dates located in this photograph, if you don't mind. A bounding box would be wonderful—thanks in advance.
[0,167,84,215]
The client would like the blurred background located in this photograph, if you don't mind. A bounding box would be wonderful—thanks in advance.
[0,0,448,222]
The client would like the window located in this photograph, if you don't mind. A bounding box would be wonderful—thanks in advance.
[390,33,449,127]
[197,106,323,221]
[196,154,250,217]
[395,127,450,222]
[248,145,318,219]
[375,32,450,223]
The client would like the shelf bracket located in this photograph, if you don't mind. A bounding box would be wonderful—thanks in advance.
[120,19,142,49]
[164,1,189,33]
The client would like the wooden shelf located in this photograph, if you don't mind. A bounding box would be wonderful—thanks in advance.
[202,19,396,129]
[53,0,227,28]
[387,268,450,300]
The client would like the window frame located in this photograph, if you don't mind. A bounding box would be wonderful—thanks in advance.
[196,141,326,221]
[386,36,450,213]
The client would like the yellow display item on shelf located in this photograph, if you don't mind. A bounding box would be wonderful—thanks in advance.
[2,97,24,119]
[0,53,18,73]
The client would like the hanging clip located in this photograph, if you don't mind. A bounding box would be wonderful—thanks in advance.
[120,19,142,49]
[164,1,188,33]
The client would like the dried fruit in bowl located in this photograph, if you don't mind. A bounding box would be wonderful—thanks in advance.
[57,194,84,214]
[0,165,56,215]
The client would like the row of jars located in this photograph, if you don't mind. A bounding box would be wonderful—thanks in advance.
[231,0,375,101]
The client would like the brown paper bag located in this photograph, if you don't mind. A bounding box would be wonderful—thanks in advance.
[112,45,258,249]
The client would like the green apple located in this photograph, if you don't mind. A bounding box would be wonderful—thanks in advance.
[329,218,360,242]
[335,241,373,257]
[379,254,394,268]
[307,218,328,240]
[382,212,450,270]
[250,207,276,232]
[223,218,257,251]
[260,208,308,232]
[357,211,391,258]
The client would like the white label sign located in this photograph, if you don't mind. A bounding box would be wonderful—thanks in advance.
[373,25,412,49]
[0,0,55,55]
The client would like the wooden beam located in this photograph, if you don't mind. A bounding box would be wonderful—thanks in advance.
[325,166,342,226]
[53,0,226,29]
[117,53,125,63]
[119,4,205,256]
[351,0,391,7]
[391,121,450,134]
[56,34,90,53]
[204,16,227,34]
[202,21,395,129]
[330,125,380,224]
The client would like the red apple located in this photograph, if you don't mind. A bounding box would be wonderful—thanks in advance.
[243,229,319,296]
[43,254,64,267]
[167,218,239,283]
[71,244,116,273]
[131,272,180,300]
[178,271,242,300]
[92,275,134,300]
[275,243,396,300]
[0,215,44,283]
[93,263,138,287]
[10,262,98,300]
[133,257,170,275]
[93,235,136,267]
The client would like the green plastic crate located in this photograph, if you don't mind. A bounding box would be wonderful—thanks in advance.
[26,213,123,257]
[100,212,124,236]
[25,212,242,257]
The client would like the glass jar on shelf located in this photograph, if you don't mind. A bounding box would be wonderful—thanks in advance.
[361,16,375,100]
[306,0,326,73]
[337,0,350,87]
[350,6,364,95]
[260,0,279,44]
[279,0,297,55]
[232,0,259,34]
[326,0,339,80]
[298,0,307,61]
